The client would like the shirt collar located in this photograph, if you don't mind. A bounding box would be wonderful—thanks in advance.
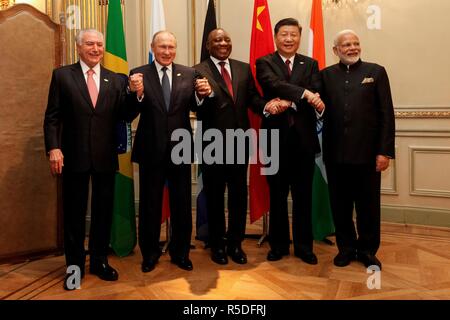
[155,60,172,73]
[210,56,230,67]
[338,58,362,71]
[278,53,296,64]
[80,60,100,76]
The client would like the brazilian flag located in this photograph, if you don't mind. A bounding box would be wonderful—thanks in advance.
[105,0,136,257]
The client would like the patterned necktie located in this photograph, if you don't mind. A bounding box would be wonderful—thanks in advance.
[285,59,292,79]
[219,61,234,98]
[285,60,294,127]
[161,66,171,111]
[86,69,98,107]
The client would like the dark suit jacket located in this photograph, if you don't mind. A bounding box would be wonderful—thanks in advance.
[194,58,266,132]
[127,62,198,166]
[256,52,320,155]
[320,60,395,164]
[44,62,126,172]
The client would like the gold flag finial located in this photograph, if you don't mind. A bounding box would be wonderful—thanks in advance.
[0,0,15,10]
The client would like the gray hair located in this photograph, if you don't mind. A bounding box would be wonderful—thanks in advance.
[75,29,104,45]
[151,30,177,46]
[333,29,359,46]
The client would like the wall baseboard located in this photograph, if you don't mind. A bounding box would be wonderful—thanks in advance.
[381,205,450,228]
[85,200,450,237]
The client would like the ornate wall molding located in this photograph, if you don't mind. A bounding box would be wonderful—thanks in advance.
[395,106,450,118]
[381,146,398,195]
[409,146,450,198]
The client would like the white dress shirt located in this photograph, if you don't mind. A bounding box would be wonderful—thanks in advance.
[155,60,173,88]
[210,56,232,79]
[80,60,101,91]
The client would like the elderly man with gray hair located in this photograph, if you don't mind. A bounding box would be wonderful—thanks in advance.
[44,29,127,290]
[320,29,395,270]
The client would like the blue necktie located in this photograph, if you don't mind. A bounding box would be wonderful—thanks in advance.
[161,66,171,111]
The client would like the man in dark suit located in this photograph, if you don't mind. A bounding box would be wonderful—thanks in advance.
[44,29,124,290]
[194,28,279,265]
[127,31,211,273]
[256,18,325,264]
[320,30,395,270]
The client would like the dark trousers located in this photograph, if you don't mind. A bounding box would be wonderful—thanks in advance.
[138,161,192,261]
[202,163,248,249]
[267,128,315,253]
[62,169,115,268]
[326,163,381,255]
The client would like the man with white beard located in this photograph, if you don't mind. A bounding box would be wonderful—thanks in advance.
[320,30,395,270]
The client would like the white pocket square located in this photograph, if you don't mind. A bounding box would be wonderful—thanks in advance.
[361,77,374,84]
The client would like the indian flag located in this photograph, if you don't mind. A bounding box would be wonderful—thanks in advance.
[105,0,136,257]
[308,0,335,241]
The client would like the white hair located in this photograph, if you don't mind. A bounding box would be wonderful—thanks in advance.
[333,29,359,46]
[75,29,104,45]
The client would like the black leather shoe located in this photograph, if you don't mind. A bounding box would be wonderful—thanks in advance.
[89,262,119,281]
[267,248,289,261]
[357,253,382,270]
[227,247,247,264]
[211,248,228,265]
[333,252,357,267]
[295,250,318,265]
[141,259,158,273]
[171,257,193,271]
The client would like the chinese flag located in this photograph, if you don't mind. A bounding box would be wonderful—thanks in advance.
[248,0,274,223]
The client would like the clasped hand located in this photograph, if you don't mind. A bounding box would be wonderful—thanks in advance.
[304,89,325,113]
[194,77,212,99]
[129,73,144,97]
[265,98,292,115]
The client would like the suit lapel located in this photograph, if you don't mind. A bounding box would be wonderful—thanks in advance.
[230,59,239,102]
[169,64,180,112]
[290,54,305,84]
[207,58,234,101]
[96,66,110,111]
[71,62,94,110]
[272,52,291,81]
[147,63,166,113]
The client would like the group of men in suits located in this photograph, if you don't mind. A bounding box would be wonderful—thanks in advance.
[44,17,394,290]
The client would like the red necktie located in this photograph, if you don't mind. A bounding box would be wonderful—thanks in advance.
[219,61,234,98]
[285,59,292,79]
[87,69,98,107]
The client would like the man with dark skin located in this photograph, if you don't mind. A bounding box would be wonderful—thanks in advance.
[194,28,281,265]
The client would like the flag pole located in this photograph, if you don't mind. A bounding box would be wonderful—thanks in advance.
[161,219,171,253]
[257,213,269,247]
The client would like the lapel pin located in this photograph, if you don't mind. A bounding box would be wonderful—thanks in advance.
[177,73,182,77]
[104,78,109,82]
[299,61,305,65]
